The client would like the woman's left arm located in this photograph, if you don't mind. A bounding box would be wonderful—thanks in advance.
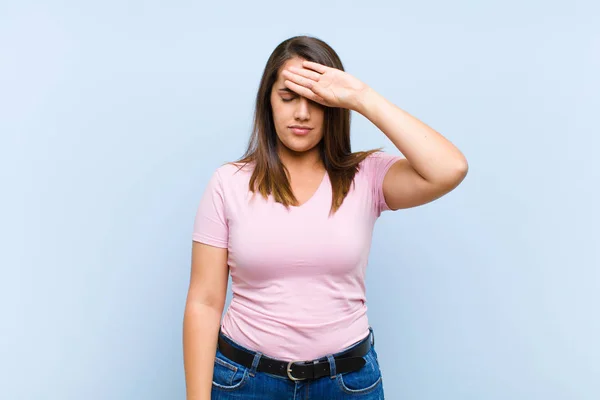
[282,61,469,210]
[355,87,469,210]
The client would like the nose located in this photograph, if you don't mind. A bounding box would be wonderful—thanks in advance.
[294,96,311,121]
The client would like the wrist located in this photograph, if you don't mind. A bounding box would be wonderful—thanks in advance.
[354,85,378,115]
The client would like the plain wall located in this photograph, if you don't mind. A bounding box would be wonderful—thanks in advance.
[1,1,598,399]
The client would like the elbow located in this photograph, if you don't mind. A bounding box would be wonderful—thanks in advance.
[451,157,469,188]
[456,157,469,180]
[438,157,468,189]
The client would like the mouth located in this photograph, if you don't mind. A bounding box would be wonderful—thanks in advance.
[289,126,313,136]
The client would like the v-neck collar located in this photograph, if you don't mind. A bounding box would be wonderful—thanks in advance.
[290,170,328,209]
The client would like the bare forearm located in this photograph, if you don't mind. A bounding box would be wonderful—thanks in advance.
[183,302,222,400]
[356,87,468,183]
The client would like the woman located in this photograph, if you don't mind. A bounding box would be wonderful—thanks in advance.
[183,35,468,399]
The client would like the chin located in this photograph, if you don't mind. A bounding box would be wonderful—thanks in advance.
[286,145,311,154]
[289,138,320,150]
[277,133,322,153]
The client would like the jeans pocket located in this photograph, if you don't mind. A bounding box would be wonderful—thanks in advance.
[336,348,383,395]
[212,348,250,391]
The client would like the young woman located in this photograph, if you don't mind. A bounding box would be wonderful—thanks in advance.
[183,35,468,399]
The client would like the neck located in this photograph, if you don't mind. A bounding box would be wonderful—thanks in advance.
[277,145,324,173]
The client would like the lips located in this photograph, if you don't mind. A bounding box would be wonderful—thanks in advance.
[289,126,312,135]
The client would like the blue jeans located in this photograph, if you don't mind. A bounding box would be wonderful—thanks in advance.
[211,327,384,399]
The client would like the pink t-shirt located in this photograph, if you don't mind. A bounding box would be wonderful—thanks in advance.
[192,151,402,361]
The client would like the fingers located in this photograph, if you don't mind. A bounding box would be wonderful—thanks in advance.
[283,79,325,104]
[302,60,328,74]
[281,69,316,90]
[286,66,321,82]
[281,63,330,106]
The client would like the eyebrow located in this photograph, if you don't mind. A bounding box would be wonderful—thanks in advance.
[278,88,295,93]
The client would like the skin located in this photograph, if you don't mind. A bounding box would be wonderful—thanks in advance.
[280,58,469,210]
[183,54,469,400]
[270,57,328,204]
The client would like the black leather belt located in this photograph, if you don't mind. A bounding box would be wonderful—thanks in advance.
[217,331,372,381]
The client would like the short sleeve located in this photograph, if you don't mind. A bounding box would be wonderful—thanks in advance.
[192,168,229,248]
[362,151,403,216]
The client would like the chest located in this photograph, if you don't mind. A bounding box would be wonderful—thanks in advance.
[224,177,377,279]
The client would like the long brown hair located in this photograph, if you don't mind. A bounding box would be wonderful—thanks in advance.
[230,35,383,216]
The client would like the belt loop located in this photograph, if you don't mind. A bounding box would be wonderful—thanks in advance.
[250,351,262,375]
[369,326,375,347]
[326,354,337,378]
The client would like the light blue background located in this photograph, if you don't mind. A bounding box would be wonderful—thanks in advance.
[1,1,598,399]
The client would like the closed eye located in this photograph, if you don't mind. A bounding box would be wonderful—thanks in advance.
[279,87,297,102]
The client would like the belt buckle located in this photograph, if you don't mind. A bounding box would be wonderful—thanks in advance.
[286,361,306,381]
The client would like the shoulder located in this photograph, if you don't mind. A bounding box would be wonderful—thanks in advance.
[357,150,403,176]
[210,161,254,188]
[363,150,401,162]
[214,161,251,175]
